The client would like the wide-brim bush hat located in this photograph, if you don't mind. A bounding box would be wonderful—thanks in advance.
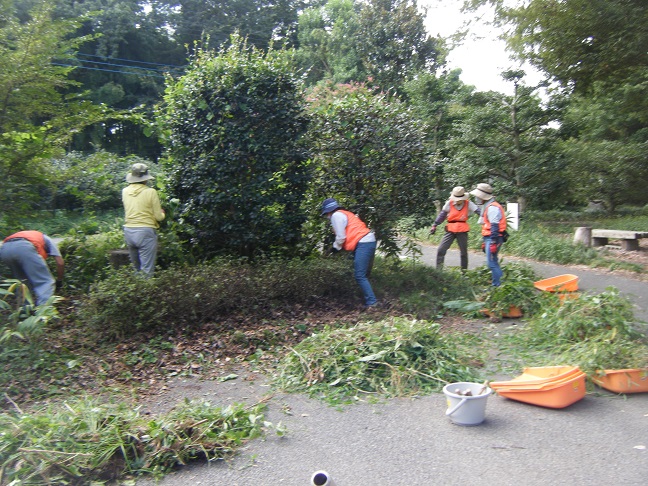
[449,186,470,202]
[470,183,494,201]
[126,163,154,183]
[320,198,340,216]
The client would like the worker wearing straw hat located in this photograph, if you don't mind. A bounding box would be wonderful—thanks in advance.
[470,183,507,286]
[122,163,165,277]
[429,186,480,270]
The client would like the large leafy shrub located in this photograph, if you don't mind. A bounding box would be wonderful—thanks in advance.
[305,82,434,258]
[160,35,311,259]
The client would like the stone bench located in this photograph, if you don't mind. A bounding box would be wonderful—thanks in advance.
[591,229,648,251]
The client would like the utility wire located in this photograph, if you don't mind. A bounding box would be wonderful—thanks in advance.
[78,58,180,74]
[51,62,170,79]
[76,52,184,69]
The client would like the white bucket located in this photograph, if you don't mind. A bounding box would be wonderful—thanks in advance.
[443,382,492,426]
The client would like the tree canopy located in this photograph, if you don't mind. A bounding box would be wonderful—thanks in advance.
[0,0,111,225]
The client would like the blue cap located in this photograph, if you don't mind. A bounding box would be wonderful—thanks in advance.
[320,198,339,216]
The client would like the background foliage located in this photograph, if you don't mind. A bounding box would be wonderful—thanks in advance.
[305,82,434,257]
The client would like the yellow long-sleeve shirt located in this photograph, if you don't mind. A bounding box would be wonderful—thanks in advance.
[122,183,165,229]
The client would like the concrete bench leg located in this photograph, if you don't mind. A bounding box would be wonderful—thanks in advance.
[621,239,639,251]
[592,237,608,247]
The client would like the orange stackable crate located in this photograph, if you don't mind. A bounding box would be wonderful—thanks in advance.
[533,274,579,292]
[490,366,587,409]
[591,369,648,394]
[490,366,581,388]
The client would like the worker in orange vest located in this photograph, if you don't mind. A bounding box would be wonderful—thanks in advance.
[0,230,65,305]
[470,183,507,286]
[320,198,378,310]
[430,186,480,270]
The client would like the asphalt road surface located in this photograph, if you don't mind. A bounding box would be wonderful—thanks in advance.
[136,243,648,486]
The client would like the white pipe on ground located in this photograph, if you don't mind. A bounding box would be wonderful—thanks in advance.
[311,470,332,486]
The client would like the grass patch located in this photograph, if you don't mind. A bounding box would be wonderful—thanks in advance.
[273,317,485,405]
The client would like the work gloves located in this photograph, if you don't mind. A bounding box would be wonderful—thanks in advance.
[481,242,500,254]
[429,225,437,235]
[55,279,63,291]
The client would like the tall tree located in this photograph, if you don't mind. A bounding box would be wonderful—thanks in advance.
[0,0,109,227]
[561,70,648,211]
[356,0,443,92]
[445,71,563,211]
[403,69,472,202]
[160,35,311,258]
[468,0,648,209]
[53,0,185,159]
[165,0,302,51]
[296,0,363,85]
[470,0,648,93]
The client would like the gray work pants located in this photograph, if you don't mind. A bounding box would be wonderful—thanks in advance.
[436,230,469,270]
[0,239,55,305]
[124,227,158,277]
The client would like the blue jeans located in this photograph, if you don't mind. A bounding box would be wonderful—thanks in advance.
[354,241,377,306]
[484,237,503,286]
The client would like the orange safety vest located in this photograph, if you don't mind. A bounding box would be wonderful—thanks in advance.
[482,202,507,237]
[4,231,48,260]
[337,210,371,251]
[446,201,470,233]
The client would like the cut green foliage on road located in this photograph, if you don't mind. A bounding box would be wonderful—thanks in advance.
[498,288,648,376]
[0,397,276,485]
[274,317,484,405]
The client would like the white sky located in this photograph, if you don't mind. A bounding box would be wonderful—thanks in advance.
[421,0,544,94]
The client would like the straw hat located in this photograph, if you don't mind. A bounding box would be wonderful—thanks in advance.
[470,183,494,201]
[449,186,470,202]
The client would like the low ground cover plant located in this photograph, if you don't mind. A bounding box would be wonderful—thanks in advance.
[78,256,476,341]
[444,262,550,319]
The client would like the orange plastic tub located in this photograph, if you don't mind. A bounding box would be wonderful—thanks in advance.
[533,274,579,293]
[490,366,587,408]
[490,366,582,388]
[591,369,648,394]
[493,372,586,408]
[481,305,523,318]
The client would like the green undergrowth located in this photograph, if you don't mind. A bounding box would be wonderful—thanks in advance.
[497,288,648,376]
[78,256,476,341]
[444,262,552,319]
[0,396,279,485]
[273,317,485,406]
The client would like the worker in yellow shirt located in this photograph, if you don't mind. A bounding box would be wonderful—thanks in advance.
[122,163,165,277]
